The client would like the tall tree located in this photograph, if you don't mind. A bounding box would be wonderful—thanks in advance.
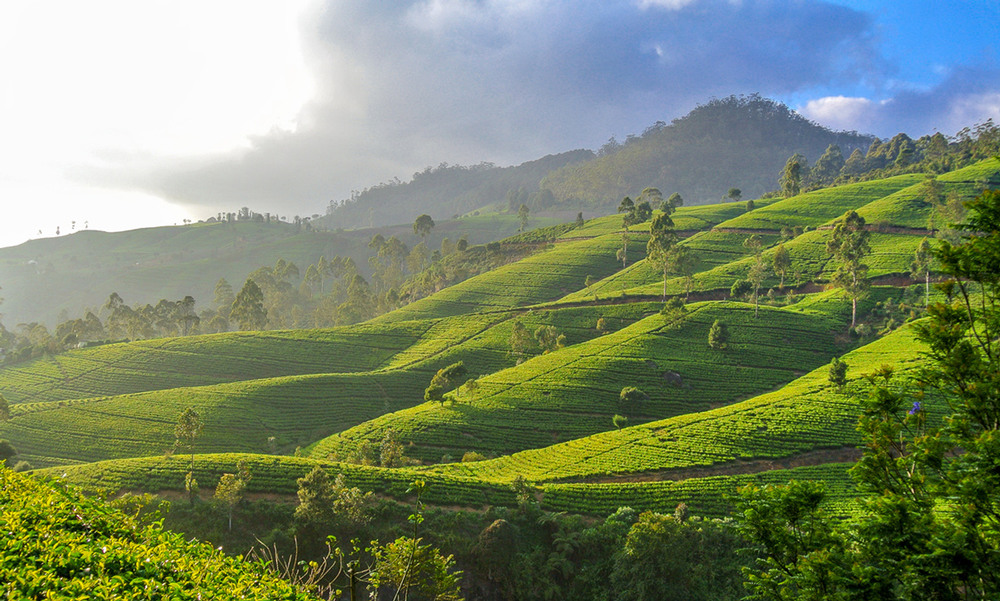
[826,210,871,328]
[517,203,530,232]
[230,279,268,330]
[771,243,792,288]
[779,153,808,197]
[646,213,679,300]
[909,237,933,306]
[617,197,635,268]
[175,406,203,504]
[744,234,768,317]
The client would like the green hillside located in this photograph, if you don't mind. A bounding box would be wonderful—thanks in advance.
[5,162,994,536]
[429,319,929,483]
[309,298,859,463]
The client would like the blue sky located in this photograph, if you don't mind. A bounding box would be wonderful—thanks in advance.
[0,0,998,247]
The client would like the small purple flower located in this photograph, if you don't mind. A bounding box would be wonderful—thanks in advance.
[908,401,923,415]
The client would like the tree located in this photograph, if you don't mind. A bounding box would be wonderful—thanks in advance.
[0,439,17,466]
[294,464,337,529]
[612,414,629,430]
[0,392,8,422]
[727,188,742,202]
[379,429,407,468]
[743,234,768,317]
[517,203,530,232]
[811,144,845,184]
[534,325,566,353]
[413,214,435,240]
[175,406,203,503]
[736,188,1000,600]
[425,361,468,405]
[214,464,249,531]
[618,197,636,268]
[779,153,807,197]
[772,243,791,288]
[646,213,679,300]
[909,237,933,306]
[662,192,684,213]
[619,387,647,414]
[826,210,871,328]
[369,537,463,601]
[230,279,268,330]
[638,187,663,211]
[828,356,848,390]
[708,320,728,349]
[213,278,234,315]
[508,320,535,364]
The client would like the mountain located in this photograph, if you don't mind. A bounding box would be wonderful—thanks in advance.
[319,150,595,230]
[540,94,874,206]
[319,95,874,232]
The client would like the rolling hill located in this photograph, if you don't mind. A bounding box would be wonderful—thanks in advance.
[4,158,999,528]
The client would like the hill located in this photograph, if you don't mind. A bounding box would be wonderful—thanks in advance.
[319,150,595,230]
[540,95,874,206]
[0,210,561,328]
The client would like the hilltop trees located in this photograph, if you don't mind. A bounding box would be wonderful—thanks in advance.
[826,210,871,328]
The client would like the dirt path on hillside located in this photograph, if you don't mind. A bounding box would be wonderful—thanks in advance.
[559,446,864,485]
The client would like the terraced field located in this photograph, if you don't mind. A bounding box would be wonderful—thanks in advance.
[8,164,984,521]
[427,320,930,483]
[41,452,856,518]
[310,299,857,463]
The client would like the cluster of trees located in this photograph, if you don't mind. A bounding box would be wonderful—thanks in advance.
[508,321,568,364]
[779,121,1000,198]
[205,206,317,229]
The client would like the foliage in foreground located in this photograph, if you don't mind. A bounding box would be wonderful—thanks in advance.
[0,466,316,600]
[736,187,1000,600]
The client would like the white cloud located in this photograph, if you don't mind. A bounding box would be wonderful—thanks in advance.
[800,66,1000,137]
[800,96,877,131]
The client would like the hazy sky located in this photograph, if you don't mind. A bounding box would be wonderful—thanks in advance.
[1,0,998,248]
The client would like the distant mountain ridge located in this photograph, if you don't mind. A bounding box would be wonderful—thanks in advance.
[541,94,874,206]
[321,95,874,229]
[319,149,595,230]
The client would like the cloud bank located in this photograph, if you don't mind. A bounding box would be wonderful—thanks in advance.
[81,0,999,219]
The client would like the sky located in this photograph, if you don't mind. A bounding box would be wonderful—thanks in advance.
[0,0,998,249]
